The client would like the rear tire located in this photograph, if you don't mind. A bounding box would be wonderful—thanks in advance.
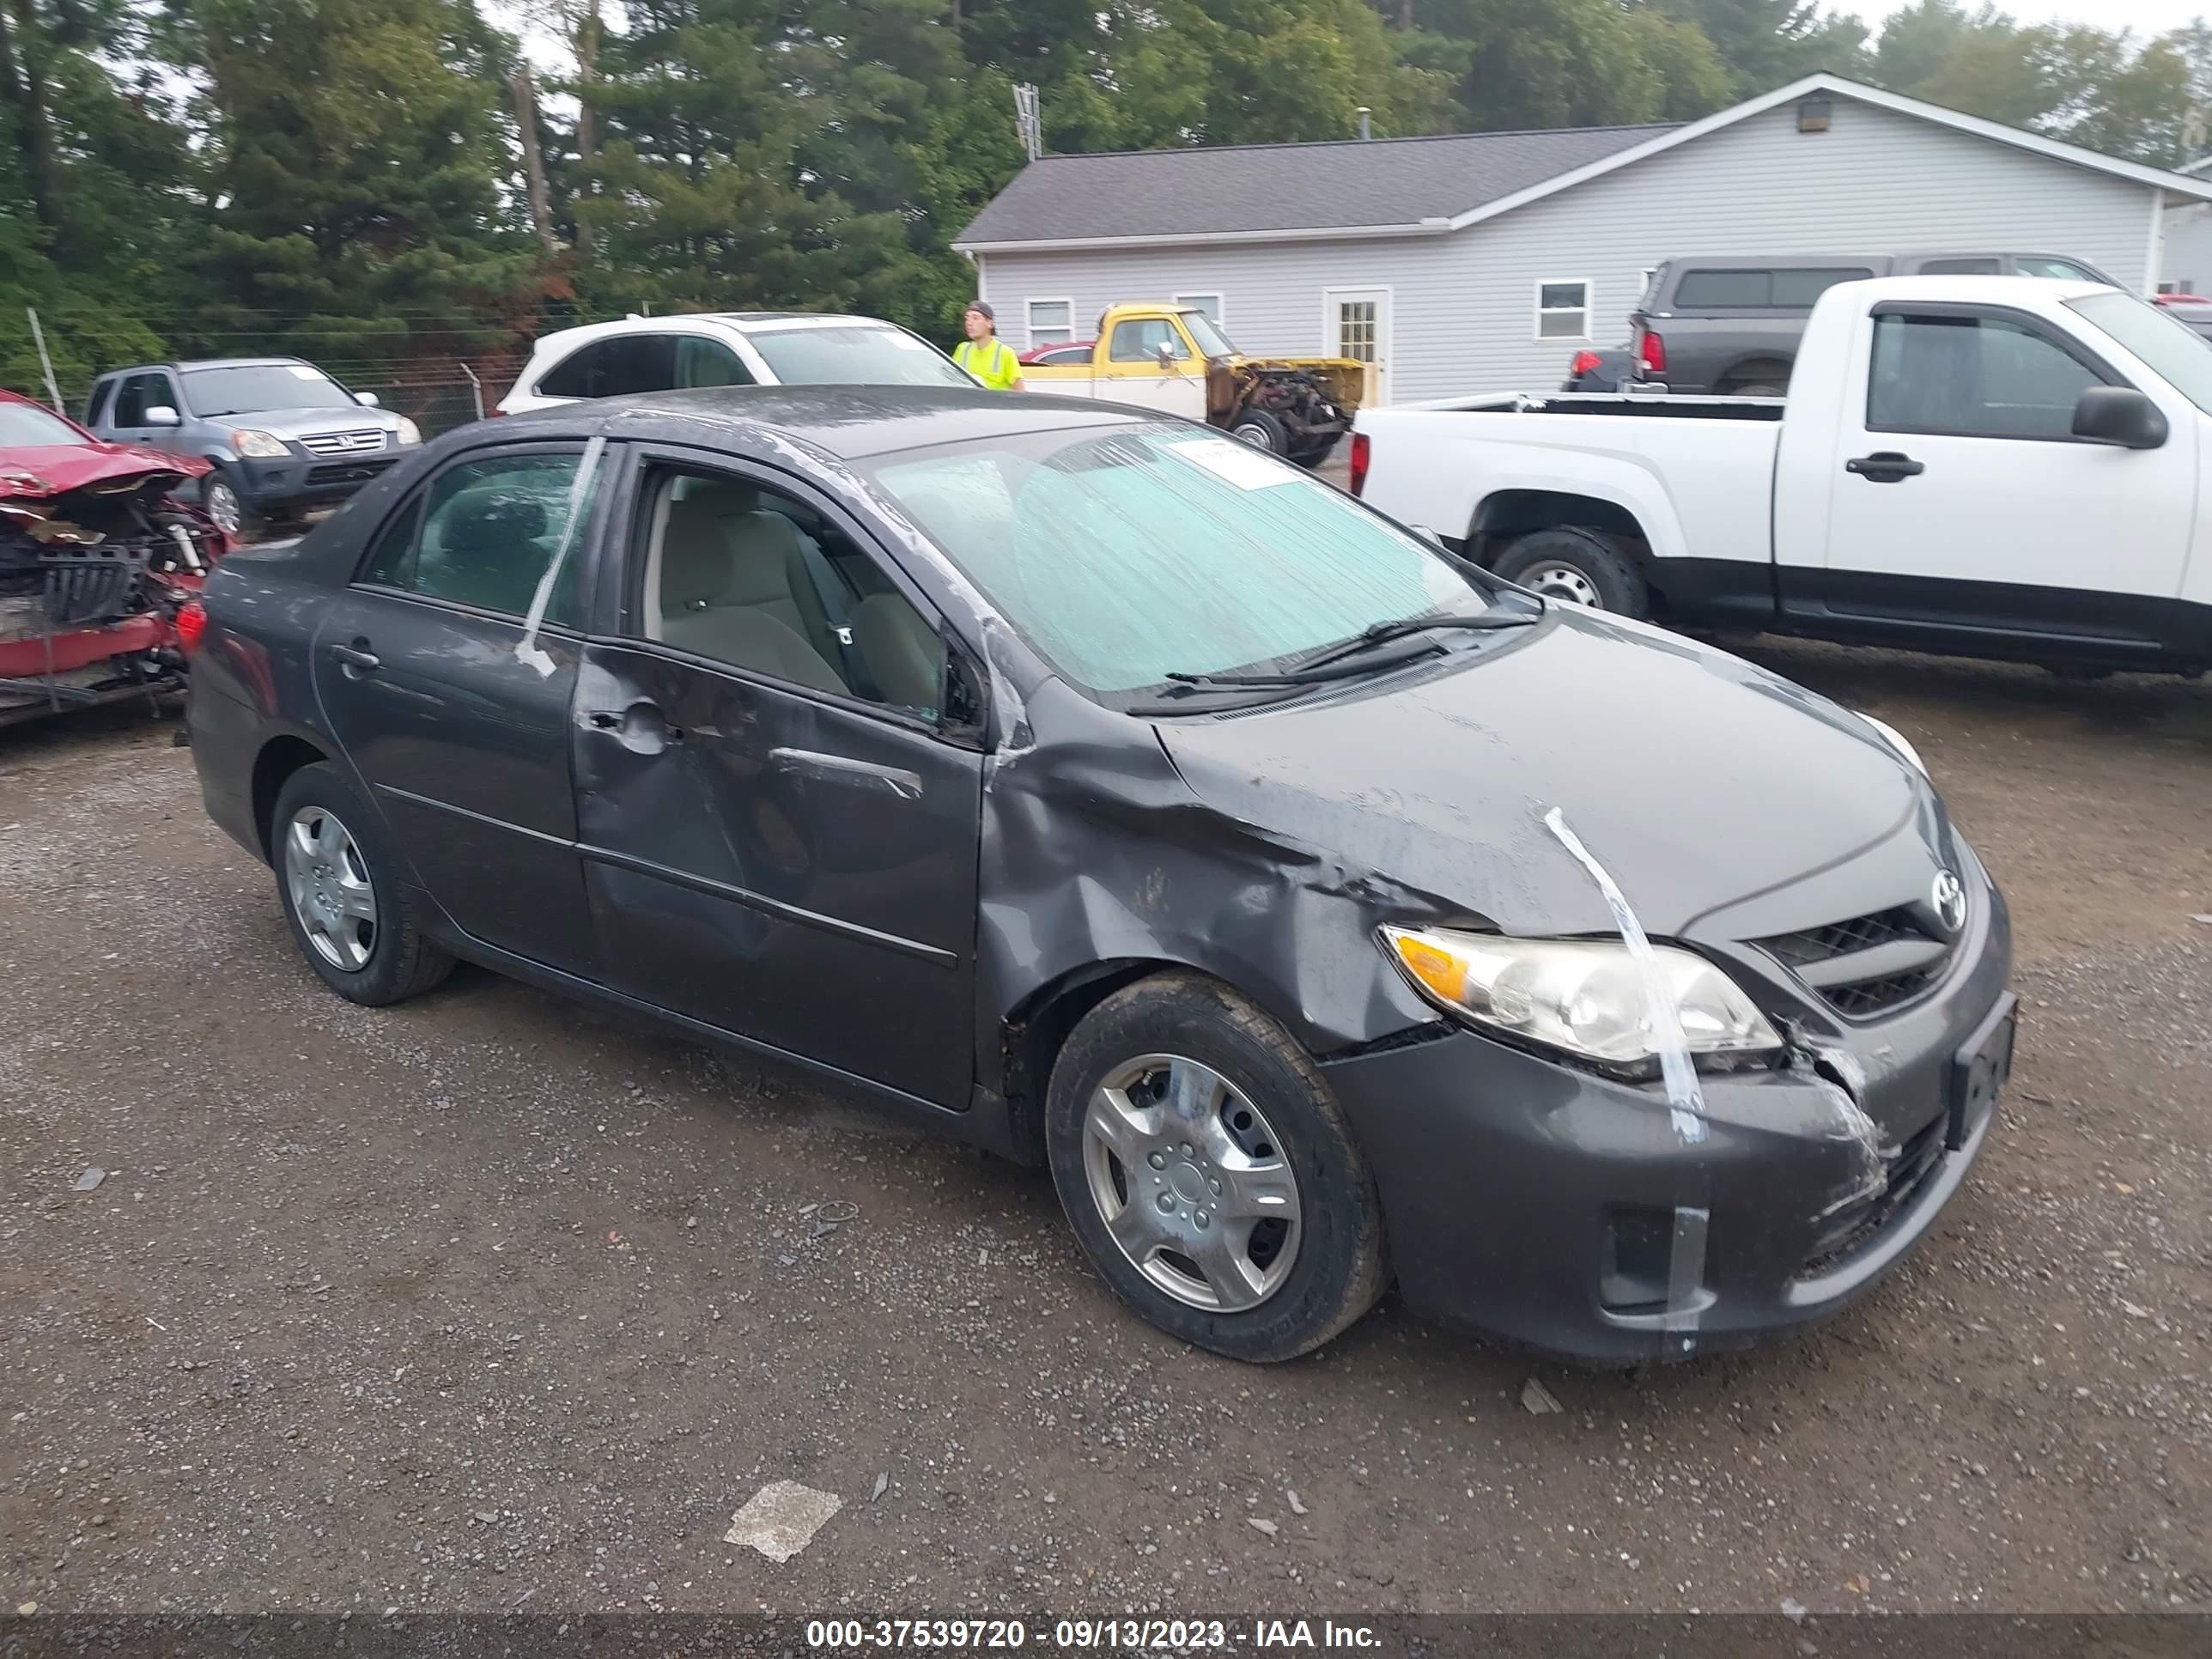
[1227,408,1289,454]
[270,762,453,1006]
[1726,382,1786,398]
[1492,526,1649,617]
[1044,973,1388,1363]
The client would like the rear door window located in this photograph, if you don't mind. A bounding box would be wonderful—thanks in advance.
[360,449,601,624]
[537,335,681,399]
[1915,258,2002,276]
[83,380,114,428]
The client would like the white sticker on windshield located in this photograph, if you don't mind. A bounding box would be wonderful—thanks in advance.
[884,332,929,351]
[288,366,325,380]
[1165,437,1295,490]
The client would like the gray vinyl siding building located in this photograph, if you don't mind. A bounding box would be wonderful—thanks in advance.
[959,75,2212,404]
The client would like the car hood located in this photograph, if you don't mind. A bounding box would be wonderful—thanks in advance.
[1155,607,1938,940]
[203,407,393,437]
[0,442,208,500]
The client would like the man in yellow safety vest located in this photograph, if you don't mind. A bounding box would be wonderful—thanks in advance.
[952,301,1024,391]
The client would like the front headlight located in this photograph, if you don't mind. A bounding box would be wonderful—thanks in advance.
[394,416,422,447]
[232,428,289,459]
[1859,713,1927,776]
[1381,927,1783,1078]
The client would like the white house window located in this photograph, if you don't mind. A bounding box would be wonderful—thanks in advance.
[1174,293,1224,325]
[1536,280,1591,340]
[1026,299,1074,348]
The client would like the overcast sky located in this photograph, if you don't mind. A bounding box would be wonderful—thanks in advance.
[1850,0,2207,33]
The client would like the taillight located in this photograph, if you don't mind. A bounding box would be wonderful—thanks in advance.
[1348,431,1370,497]
[1638,329,1667,375]
[174,599,208,653]
[1569,349,1601,377]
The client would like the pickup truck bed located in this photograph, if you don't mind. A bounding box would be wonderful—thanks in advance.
[1352,275,2212,677]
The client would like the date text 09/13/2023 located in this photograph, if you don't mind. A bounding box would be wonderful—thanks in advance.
[803,1620,1382,1650]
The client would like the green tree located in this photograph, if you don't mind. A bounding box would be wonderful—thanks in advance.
[172,0,541,374]
[1651,0,1866,94]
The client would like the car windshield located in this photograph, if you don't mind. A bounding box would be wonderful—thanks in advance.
[866,424,1494,696]
[2070,290,2212,414]
[1183,312,1234,357]
[0,403,87,447]
[182,364,357,417]
[745,325,975,388]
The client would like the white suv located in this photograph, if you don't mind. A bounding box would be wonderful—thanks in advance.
[495,312,978,414]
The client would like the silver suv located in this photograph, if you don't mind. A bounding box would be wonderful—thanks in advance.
[82,358,422,538]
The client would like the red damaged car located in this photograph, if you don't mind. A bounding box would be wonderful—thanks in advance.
[1,389,228,729]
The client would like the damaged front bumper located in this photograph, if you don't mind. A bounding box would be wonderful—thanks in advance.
[1321,870,2013,1365]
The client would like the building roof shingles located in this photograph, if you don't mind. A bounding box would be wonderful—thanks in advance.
[956,123,1680,246]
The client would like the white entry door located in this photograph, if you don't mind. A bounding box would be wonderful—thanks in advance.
[1323,287,1392,404]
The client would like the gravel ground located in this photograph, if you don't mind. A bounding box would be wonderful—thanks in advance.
[1,641,2207,1620]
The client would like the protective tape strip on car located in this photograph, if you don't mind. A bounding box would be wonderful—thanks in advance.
[1539,806,1707,1143]
[1542,805,1711,1356]
[514,434,607,678]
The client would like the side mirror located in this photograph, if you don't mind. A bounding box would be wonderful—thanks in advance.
[143,405,181,428]
[2072,385,2166,449]
[1156,342,1176,370]
[355,391,381,407]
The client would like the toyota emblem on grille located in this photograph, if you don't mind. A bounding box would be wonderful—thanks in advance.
[1931,869,1967,935]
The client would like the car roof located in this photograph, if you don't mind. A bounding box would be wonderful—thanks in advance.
[1844,274,2116,306]
[580,384,1156,460]
[531,313,908,351]
[102,357,312,376]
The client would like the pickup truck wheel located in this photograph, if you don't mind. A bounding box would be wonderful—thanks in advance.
[1493,527,1649,617]
[1044,973,1387,1363]
[1228,409,1289,454]
[1727,382,1786,398]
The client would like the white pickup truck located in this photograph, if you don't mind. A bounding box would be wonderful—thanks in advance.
[1352,275,2212,677]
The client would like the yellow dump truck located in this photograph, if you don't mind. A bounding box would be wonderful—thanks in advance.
[1020,302,1366,465]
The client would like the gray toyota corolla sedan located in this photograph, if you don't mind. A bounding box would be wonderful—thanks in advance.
[184,386,2014,1365]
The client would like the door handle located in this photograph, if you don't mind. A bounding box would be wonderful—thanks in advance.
[1844,451,1925,483]
[584,702,684,743]
[330,641,380,673]
[769,748,922,800]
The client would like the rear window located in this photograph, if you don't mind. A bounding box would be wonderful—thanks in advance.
[1673,267,1874,310]
[745,325,972,388]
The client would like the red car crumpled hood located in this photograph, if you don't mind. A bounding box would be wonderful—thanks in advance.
[0,443,209,501]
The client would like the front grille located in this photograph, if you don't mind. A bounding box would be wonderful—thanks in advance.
[1801,1114,1948,1276]
[1755,903,1951,1018]
[1761,906,1920,968]
[306,456,400,487]
[299,428,386,457]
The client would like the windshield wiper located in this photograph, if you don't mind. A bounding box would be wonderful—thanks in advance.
[1157,636,1446,695]
[1296,607,1540,672]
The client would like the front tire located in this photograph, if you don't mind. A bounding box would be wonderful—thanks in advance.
[271,762,453,1006]
[201,470,261,543]
[1492,526,1649,617]
[1227,408,1289,454]
[1044,974,1387,1363]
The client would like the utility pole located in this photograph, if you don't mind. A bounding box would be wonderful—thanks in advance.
[27,308,64,414]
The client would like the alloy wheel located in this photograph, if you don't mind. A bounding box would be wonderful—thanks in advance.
[1081,1054,1303,1312]
[204,479,242,538]
[1231,422,1274,449]
[283,805,378,971]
